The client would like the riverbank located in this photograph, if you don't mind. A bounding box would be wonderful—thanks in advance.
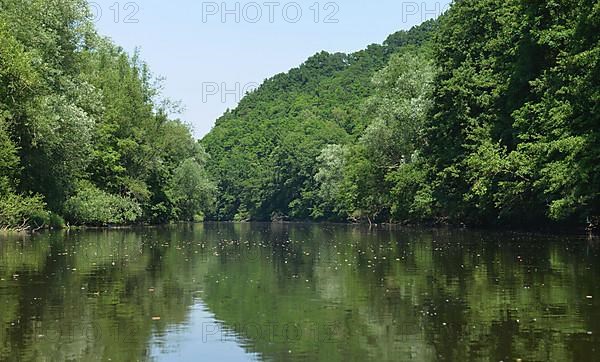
[2,219,597,240]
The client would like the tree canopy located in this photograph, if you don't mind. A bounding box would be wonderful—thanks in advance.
[202,1,598,228]
[0,0,215,229]
[1,0,597,230]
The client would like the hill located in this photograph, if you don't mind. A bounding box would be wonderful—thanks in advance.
[201,20,438,221]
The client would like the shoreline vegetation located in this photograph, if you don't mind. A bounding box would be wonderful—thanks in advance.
[1,0,598,233]
[0,0,215,232]
[201,1,598,230]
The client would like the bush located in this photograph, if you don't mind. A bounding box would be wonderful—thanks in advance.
[64,184,142,226]
[47,212,66,229]
[26,210,64,229]
[0,194,47,231]
[29,209,50,229]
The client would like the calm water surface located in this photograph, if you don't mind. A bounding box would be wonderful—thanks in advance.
[0,223,599,361]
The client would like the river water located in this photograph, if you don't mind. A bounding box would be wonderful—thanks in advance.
[0,223,598,361]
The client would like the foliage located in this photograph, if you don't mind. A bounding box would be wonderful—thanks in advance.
[202,21,437,221]
[0,194,47,230]
[202,1,598,228]
[0,0,204,229]
[307,48,437,224]
[63,183,142,226]
[167,153,216,221]
[1,0,597,229]
[0,118,19,195]
[313,144,351,219]
[425,0,599,225]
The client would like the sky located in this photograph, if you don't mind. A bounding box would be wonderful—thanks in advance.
[92,0,451,138]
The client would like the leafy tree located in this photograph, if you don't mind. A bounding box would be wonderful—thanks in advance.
[167,153,216,222]
[1,0,597,229]
[426,0,599,225]
[313,144,351,219]
[0,118,19,196]
[353,49,436,222]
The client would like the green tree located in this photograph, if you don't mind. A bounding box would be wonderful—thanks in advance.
[167,154,216,221]
[0,118,19,196]
[426,0,599,225]
[0,0,206,229]
[313,144,351,219]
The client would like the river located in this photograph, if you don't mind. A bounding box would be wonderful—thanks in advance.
[0,223,598,361]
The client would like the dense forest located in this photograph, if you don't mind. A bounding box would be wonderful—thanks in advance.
[203,0,599,228]
[0,0,214,230]
[1,0,598,231]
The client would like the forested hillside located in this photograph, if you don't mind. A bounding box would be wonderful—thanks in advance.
[0,0,214,230]
[202,20,438,221]
[202,0,599,228]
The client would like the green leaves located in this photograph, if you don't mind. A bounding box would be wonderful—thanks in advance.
[0,118,19,195]
[201,22,436,222]
[314,144,351,219]
[423,0,599,225]
[64,182,142,226]
[0,194,46,230]
[1,0,596,229]
[0,0,205,228]
[167,156,216,222]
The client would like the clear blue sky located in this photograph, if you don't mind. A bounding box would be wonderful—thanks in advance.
[92,0,451,138]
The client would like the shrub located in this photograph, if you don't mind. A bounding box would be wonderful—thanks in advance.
[29,209,50,229]
[47,212,66,229]
[64,184,142,226]
[0,194,47,231]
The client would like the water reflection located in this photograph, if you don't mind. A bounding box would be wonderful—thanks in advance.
[0,224,598,361]
[149,302,259,361]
